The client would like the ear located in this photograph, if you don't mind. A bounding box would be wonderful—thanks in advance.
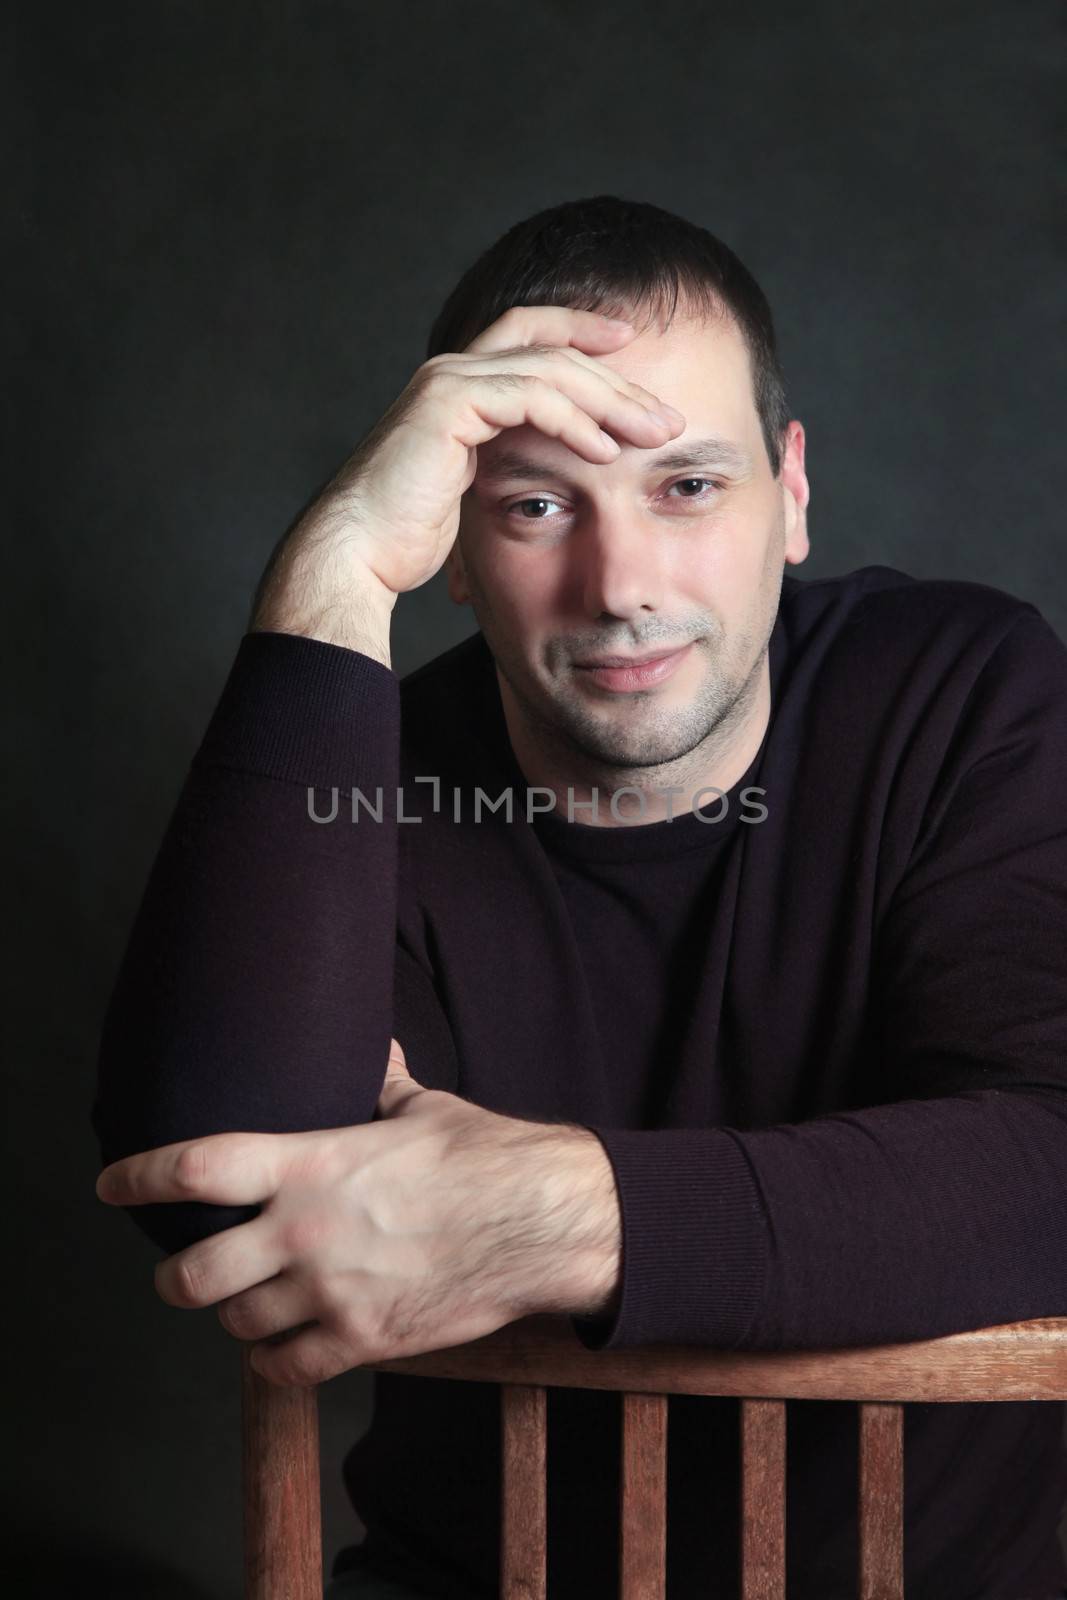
[779,420,810,567]
[446,542,470,606]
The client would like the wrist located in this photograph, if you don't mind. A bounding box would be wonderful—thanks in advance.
[251,560,396,664]
[514,1124,622,1320]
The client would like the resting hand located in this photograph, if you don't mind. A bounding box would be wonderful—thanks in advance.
[95,1041,620,1387]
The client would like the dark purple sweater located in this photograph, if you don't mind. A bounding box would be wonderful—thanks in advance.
[92,564,1067,1600]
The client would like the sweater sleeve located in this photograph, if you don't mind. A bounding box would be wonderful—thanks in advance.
[572,607,1067,1352]
[90,629,454,1259]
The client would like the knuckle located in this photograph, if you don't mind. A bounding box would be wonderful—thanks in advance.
[333,1305,368,1346]
[531,341,567,361]
[281,1210,329,1257]
[500,370,543,392]
[475,370,530,399]
[416,365,460,403]
[423,356,464,383]
[173,1253,208,1305]
[314,1279,348,1324]
[118,1165,142,1203]
[218,1297,252,1338]
[173,1143,208,1196]
[329,1306,375,1365]
[269,1349,320,1389]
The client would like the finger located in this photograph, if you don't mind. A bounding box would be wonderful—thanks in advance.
[442,372,663,467]
[250,1298,515,1386]
[383,1037,410,1075]
[512,347,687,445]
[376,1039,426,1117]
[463,305,637,358]
[96,1130,288,1208]
[537,345,687,428]
[217,1271,316,1343]
[446,342,686,432]
[154,1210,286,1310]
[248,1315,370,1389]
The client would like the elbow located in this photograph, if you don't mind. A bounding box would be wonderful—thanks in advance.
[91,1050,262,1259]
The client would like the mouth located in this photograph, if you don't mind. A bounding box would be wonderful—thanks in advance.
[572,643,693,693]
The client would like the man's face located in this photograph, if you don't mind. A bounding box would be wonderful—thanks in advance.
[447,304,810,775]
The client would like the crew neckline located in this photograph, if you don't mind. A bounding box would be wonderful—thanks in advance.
[474,608,786,864]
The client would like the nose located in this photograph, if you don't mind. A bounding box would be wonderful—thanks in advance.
[576,505,666,622]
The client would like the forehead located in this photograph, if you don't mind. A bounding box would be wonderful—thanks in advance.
[475,308,759,472]
[596,305,752,400]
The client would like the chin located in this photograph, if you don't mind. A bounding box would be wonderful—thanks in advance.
[554,711,695,772]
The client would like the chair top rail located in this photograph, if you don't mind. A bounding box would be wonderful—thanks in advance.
[363,1315,1067,1402]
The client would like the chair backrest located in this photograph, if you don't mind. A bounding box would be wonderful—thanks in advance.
[241,1314,1067,1599]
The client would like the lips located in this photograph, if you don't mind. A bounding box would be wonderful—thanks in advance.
[573,643,693,692]
[574,648,686,668]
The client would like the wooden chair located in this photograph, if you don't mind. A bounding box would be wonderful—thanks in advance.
[241,1313,1067,1599]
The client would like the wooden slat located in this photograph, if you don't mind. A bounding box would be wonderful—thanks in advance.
[740,1399,787,1600]
[619,1391,668,1599]
[367,1314,1067,1402]
[501,1382,547,1600]
[858,1401,904,1600]
[241,1345,322,1599]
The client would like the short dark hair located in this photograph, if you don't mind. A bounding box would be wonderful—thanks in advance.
[425,194,792,477]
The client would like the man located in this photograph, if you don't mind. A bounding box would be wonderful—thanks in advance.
[92,195,1067,1600]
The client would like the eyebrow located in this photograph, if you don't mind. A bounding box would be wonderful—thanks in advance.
[475,434,755,487]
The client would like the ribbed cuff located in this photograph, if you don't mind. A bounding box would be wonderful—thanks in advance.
[569,1126,769,1352]
[193,630,400,788]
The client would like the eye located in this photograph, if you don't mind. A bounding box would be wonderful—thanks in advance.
[504,496,565,521]
[665,476,722,500]
[501,476,724,523]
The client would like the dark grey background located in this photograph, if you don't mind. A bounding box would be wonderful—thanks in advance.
[12,1,1065,1594]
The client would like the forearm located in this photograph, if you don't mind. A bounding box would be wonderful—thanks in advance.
[570,1086,1067,1353]
[92,630,403,1257]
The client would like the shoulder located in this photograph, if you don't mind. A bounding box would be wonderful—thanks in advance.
[773,570,1067,810]
[779,564,1055,680]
